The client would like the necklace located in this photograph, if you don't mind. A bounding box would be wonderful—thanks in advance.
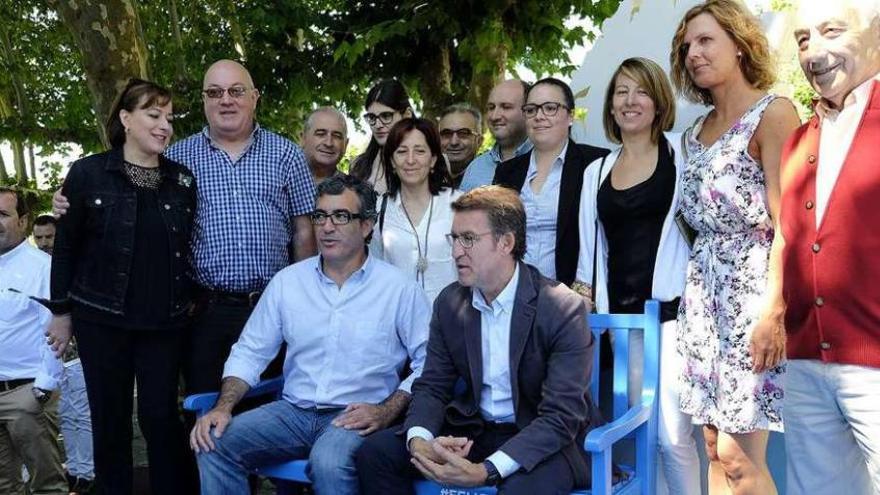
[400,193,434,287]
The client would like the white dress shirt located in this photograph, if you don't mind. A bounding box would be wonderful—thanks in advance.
[223,254,430,408]
[0,241,62,390]
[372,188,461,302]
[521,143,567,280]
[816,74,880,224]
[408,265,522,478]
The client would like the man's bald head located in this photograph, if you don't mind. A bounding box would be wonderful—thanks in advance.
[202,59,260,141]
[795,1,880,107]
[204,59,255,88]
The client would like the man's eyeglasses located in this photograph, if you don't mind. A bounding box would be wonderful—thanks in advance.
[202,86,254,99]
[445,231,494,249]
[309,209,371,226]
[439,128,478,140]
[363,111,396,126]
[521,102,569,119]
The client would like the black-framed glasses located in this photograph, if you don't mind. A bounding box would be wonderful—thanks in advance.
[309,209,370,226]
[445,231,494,249]
[363,111,396,126]
[439,128,478,140]
[202,86,254,99]
[522,102,569,118]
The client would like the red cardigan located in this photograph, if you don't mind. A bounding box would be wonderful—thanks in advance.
[779,81,880,368]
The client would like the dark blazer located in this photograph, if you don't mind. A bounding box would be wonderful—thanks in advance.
[493,140,609,286]
[51,148,196,316]
[405,263,603,486]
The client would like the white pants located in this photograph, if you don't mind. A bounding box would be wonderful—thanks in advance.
[629,320,702,495]
[59,359,94,480]
[784,359,880,495]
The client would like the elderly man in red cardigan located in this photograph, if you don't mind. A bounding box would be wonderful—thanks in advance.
[778,1,880,493]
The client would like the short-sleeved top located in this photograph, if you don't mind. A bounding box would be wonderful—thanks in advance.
[166,125,316,292]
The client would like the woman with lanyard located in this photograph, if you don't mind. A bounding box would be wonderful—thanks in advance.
[493,77,608,286]
[575,57,700,495]
[371,118,459,302]
[350,80,414,196]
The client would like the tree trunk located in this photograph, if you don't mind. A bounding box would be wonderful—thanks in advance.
[467,41,507,125]
[50,0,151,148]
[28,144,37,184]
[11,138,28,184]
[418,45,453,121]
[168,0,187,83]
[0,148,8,182]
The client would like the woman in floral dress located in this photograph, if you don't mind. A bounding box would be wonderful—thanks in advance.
[669,1,801,494]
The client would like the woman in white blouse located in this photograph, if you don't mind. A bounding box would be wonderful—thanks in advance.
[575,57,699,495]
[371,118,461,302]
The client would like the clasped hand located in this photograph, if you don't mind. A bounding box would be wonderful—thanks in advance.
[410,437,488,487]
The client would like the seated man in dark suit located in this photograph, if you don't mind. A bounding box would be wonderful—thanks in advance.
[357,185,603,494]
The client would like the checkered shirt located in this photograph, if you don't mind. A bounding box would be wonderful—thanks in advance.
[166,125,316,292]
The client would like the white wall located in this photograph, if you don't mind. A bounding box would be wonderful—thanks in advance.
[569,0,798,148]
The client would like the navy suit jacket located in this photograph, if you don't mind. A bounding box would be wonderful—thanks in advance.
[404,263,603,486]
[493,140,609,286]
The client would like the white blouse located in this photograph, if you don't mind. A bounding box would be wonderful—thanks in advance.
[371,188,461,302]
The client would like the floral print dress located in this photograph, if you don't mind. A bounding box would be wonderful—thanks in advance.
[677,94,784,433]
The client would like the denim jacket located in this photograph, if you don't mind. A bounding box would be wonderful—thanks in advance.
[51,148,196,317]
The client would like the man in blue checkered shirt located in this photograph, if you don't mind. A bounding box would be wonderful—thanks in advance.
[165,60,317,400]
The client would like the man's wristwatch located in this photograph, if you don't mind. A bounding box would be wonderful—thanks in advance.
[32,387,52,405]
[482,460,502,486]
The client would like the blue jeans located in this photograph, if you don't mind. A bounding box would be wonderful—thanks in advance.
[197,400,364,495]
[59,359,95,480]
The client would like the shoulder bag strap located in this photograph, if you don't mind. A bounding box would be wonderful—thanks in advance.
[591,155,608,299]
[378,193,389,234]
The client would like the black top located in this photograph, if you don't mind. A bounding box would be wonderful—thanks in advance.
[70,160,188,330]
[597,137,675,316]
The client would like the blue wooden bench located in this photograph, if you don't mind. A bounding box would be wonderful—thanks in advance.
[184,300,661,494]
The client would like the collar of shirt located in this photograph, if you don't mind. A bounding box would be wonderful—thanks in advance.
[472,263,520,317]
[0,239,29,268]
[526,140,568,179]
[489,138,534,163]
[815,73,880,122]
[200,123,260,155]
[314,252,372,286]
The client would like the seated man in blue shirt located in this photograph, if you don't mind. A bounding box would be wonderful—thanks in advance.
[357,186,603,494]
[190,175,430,495]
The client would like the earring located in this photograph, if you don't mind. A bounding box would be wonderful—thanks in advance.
[125,127,130,133]
[737,51,742,57]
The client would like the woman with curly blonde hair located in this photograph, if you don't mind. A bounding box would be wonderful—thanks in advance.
[670,1,800,494]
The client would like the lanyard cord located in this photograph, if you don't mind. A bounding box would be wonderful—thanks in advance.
[400,194,434,289]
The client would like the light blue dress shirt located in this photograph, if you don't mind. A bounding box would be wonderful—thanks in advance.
[459,139,533,192]
[223,254,430,409]
[408,265,522,478]
[0,241,62,390]
[521,142,567,280]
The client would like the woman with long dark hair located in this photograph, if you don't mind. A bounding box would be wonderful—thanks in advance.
[48,78,195,495]
[371,118,458,302]
[350,80,413,195]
